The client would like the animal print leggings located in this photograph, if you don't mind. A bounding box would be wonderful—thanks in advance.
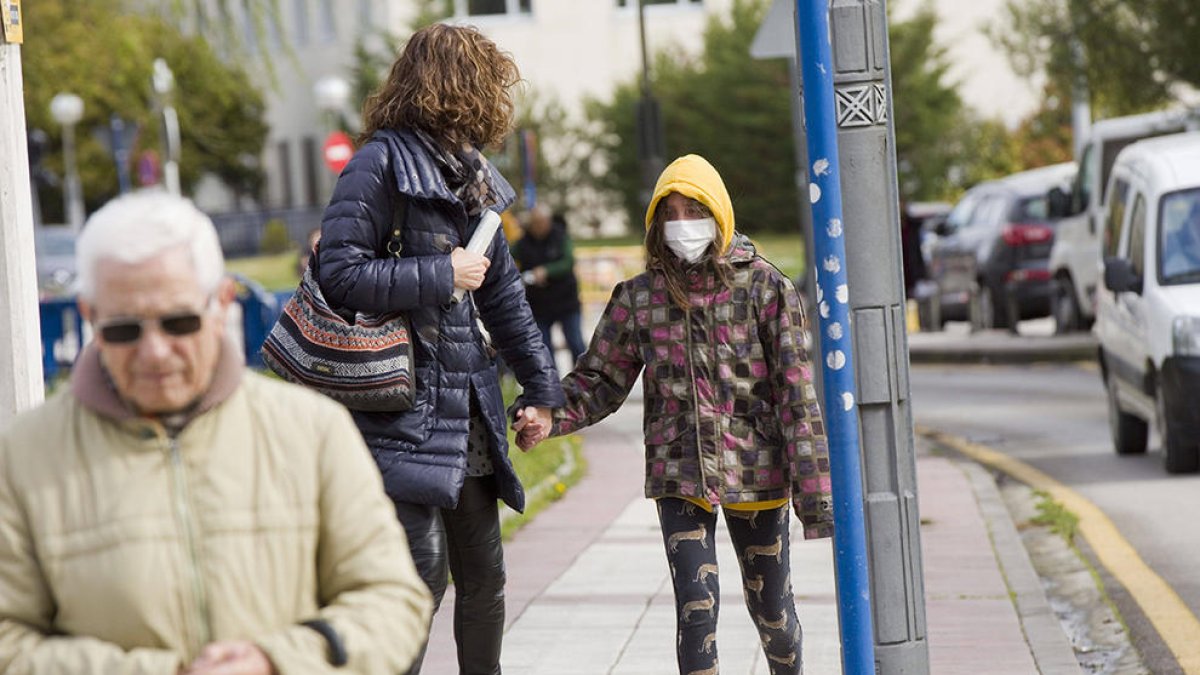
[657,498,802,675]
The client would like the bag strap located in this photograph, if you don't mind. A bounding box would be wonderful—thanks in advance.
[385,195,408,259]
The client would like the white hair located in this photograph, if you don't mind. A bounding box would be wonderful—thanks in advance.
[76,190,225,300]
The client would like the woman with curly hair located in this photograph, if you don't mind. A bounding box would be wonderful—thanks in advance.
[316,23,564,674]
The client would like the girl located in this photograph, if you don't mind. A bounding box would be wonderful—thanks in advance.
[516,154,832,675]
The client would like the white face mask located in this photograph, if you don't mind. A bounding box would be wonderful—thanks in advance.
[663,217,717,264]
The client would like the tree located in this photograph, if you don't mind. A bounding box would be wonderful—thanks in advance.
[889,3,971,200]
[22,0,267,218]
[991,0,1174,119]
[584,0,797,234]
[581,0,1011,231]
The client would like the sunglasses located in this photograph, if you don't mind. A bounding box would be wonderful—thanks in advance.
[97,310,207,344]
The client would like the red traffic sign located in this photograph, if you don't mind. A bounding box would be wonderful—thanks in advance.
[323,131,354,174]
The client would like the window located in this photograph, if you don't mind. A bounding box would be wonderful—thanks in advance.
[317,0,336,42]
[358,0,372,28]
[1127,193,1146,278]
[1159,188,1200,283]
[945,193,980,234]
[241,0,259,52]
[1071,143,1093,214]
[1103,178,1130,258]
[302,136,320,207]
[277,141,295,208]
[460,0,532,16]
[617,0,703,7]
[293,0,309,46]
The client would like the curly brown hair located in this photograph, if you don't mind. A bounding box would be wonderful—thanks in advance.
[645,196,732,310]
[358,23,520,149]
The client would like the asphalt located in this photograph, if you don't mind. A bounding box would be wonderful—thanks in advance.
[416,319,1096,674]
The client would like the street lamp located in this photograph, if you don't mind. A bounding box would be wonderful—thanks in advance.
[313,75,351,131]
[152,58,181,196]
[49,92,85,231]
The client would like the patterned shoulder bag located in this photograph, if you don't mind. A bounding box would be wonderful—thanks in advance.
[260,202,414,412]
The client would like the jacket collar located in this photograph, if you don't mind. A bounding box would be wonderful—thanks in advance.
[374,128,516,212]
[70,335,245,428]
[724,233,758,265]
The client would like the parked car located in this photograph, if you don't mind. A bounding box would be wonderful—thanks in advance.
[33,226,77,298]
[920,163,1076,332]
[1095,132,1200,474]
[1047,107,1200,334]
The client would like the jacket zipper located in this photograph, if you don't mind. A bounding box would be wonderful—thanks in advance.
[684,306,711,501]
[167,436,212,651]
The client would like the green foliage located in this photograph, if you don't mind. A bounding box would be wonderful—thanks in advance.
[258,219,292,255]
[889,4,967,200]
[991,0,1173,118]
[584,0,796,234]
[1010,82,1074,169]
[22,0,267,218]
[1030,489,1079,543]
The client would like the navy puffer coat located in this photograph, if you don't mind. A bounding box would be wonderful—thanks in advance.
[316,129,565,512]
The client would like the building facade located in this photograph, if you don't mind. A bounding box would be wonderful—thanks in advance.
[194,0,732,219]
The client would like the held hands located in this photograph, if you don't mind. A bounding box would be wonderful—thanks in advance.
[512,406,552,451]
[181,641,276,675]
[451,247,490,292]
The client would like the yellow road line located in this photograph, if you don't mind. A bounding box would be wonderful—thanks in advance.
[917,425,1200,673]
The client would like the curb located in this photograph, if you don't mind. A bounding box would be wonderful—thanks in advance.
[907,334,1098,365]
[955,459,1082,674]
[919,425,1200,673]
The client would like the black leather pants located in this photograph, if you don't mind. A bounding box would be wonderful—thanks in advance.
[396,475,506,675]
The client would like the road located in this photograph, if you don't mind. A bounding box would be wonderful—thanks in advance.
[910,361,1200,671]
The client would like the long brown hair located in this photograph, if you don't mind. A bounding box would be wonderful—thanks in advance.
[358,24,520,149]
[646,197,732,310]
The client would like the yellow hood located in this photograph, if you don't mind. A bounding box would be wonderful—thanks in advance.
[645,154,735,254]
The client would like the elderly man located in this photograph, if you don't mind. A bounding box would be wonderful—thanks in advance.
[0,191,432,674]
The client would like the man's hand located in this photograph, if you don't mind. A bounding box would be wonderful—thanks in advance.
[451,247,491,292]
[183,641,276,675]
[512,406,552,451]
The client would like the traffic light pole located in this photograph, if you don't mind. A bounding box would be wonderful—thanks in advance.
[795,1,929,672]
[1,33,46,425]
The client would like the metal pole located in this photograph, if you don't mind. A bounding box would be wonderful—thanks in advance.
[1,36,46,425]
[793,4,875,673]
[62,122,85,231]
[826,1,930,671]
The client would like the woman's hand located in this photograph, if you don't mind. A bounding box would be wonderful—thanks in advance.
[451,247,491,291]
[512,406,552,451]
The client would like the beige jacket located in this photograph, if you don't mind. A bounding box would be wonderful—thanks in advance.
[0,341,432,674]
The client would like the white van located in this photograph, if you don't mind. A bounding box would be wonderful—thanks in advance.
[1095,132,1200,474]
[1048,108,1200,333]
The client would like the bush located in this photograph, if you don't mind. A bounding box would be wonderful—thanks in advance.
[259,219,292,254]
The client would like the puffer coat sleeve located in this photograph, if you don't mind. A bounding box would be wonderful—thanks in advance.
[760,273,834,538]
[316,141,455,313]
[474,227,568,408]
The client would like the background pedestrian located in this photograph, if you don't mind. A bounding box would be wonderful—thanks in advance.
[511,203,588,365]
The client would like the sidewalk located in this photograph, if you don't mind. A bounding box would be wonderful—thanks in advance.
[421,387,1079,673]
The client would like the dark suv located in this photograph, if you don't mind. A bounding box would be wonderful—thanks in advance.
[921,163,1076,332]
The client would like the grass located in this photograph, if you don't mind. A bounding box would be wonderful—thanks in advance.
[1030,489,1080,543]
[226,250,302,291]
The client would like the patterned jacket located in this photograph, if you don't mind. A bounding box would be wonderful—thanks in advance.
[553,236,833,538]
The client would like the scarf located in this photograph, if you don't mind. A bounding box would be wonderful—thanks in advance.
[414,129,494,217]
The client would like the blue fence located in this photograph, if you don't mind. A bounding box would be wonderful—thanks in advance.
[39,276,291,383]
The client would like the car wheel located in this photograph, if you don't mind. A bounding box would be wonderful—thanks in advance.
[1158,387,1200,474]
[1052,276,1081,334]
[1106,373,1148,455]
